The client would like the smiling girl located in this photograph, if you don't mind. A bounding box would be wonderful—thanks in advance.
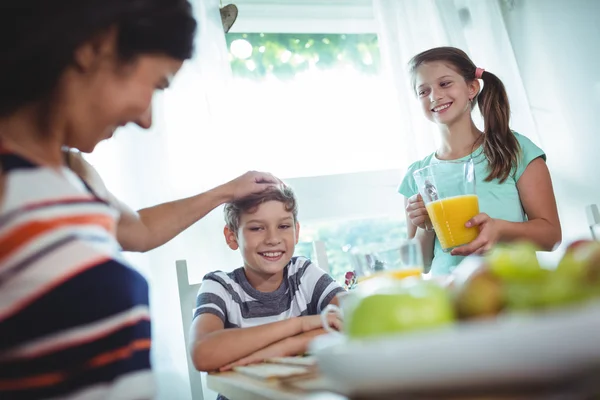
[398,47,561,275]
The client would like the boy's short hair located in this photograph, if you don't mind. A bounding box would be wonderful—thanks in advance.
[224,185,298,233]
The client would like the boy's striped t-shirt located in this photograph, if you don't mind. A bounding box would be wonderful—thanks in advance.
[193,256,344,328]
[0,150,154,399]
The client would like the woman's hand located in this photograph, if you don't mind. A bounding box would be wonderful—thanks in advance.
[405,194,433,231]
[223,171,282,201]
[451,213,503,256]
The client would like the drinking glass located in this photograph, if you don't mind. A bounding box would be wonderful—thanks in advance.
[413,159,480,252]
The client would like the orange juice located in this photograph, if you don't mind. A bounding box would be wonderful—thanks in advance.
[356,268,423,283]
[426,194,479,251]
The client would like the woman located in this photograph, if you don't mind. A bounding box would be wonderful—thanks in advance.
[0,0,279,398]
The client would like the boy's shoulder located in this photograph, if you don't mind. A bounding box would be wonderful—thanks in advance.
[285,255,314,275]
[202,268,244,291]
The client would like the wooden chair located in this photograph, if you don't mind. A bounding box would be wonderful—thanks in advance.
[312,240,331,273]
[176,260,217,400]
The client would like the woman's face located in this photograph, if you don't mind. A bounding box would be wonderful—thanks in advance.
[57,29,183,153]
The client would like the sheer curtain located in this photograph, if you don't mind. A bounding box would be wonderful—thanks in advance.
[86,0,235,398]
[372,0,541,160]
[84,1,541,398]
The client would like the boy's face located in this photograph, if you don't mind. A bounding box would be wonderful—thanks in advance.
[224,200,300,276]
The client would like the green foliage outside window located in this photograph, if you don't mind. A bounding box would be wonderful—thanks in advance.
[226,33,381,80]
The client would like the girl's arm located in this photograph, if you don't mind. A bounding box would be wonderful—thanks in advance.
[452,158,561,256]
[501,157,561,249]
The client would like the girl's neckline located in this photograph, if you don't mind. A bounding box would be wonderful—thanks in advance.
[434,144,484,162]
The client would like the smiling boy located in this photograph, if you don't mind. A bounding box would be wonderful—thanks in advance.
[189,185,344,374]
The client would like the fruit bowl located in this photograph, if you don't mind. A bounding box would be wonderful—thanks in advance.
[310,240,600,396]
[311,298,600,396]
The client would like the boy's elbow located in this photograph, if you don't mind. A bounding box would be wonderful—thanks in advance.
[190,341,216,372]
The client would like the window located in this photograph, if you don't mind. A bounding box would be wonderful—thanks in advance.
[222,1,409,279]
[224,31,406,179]
[295,216,407,284]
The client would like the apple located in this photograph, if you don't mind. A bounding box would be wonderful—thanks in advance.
[485,241,546,281]
[556,240,600,283]
[453,267,504,319]
[346,278,455,339]
[566,239,595,252]
[504,275,587,311]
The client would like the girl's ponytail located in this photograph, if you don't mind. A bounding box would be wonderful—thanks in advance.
[477,70,520,183]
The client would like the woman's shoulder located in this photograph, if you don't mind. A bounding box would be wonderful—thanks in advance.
[65,149,119,204]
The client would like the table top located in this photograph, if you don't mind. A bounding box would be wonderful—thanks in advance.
[206,371,347,400]
[207,368,598,400]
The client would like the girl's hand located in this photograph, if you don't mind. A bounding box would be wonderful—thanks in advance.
[451,213,502,256]
[405,194,433,231]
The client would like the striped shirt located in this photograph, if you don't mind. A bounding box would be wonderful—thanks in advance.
[0,150,154,399]
[193,256,344,328]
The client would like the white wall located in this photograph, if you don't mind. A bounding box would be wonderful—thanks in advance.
[500,0,600,248]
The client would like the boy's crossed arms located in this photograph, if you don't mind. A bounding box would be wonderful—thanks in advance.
[190,296,341,372]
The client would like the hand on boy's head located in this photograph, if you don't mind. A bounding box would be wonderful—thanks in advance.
[226,171,284,201]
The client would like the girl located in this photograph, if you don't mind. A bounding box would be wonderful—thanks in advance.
[0,1,279,398]
[398,47,561,275]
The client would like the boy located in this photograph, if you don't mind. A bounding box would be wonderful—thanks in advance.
[189,185,344,374]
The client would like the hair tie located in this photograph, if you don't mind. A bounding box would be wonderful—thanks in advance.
[475,67,485,79]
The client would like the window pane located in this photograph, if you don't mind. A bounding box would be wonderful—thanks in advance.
[225,33,405,179]
[294,216,407,284]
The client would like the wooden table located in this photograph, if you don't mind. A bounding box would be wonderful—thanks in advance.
[207,369,600,400]
[207,371,347,400]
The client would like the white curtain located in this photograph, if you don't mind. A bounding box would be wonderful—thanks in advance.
[86,0,234,398]
[372,0,541,160]
[83,1,541,398]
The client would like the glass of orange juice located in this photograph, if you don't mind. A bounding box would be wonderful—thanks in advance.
[348,240,424,283]
[413,159,480,252]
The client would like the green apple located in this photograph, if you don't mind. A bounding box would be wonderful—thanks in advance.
[486,241,546,281]
[505,275,587,311]
[347,279,455,339]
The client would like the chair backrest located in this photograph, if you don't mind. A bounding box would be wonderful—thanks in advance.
[175,260,206,400]
[586,204,600,240]
[312,240,330,274]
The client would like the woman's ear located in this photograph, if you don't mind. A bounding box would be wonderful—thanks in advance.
[223,225,239,250]
[73,26,118,72]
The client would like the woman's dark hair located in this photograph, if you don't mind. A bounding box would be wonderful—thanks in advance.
[0,0,197,117]
[408,46,520,183]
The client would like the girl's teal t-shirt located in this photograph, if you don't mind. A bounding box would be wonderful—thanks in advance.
[398,132,545,275]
